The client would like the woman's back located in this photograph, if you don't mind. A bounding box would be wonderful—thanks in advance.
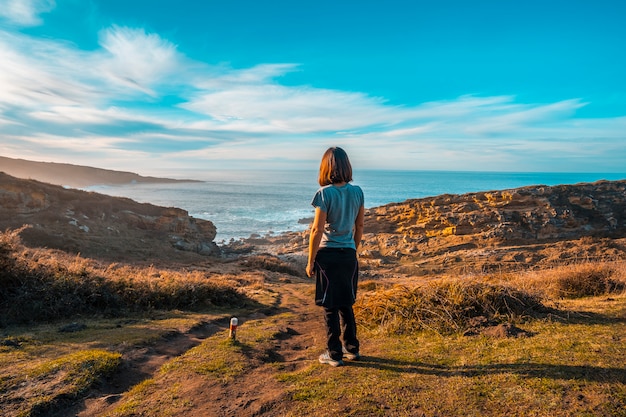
[311,183,364,249]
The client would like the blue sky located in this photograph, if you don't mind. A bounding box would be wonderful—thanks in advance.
[1,0,625,176]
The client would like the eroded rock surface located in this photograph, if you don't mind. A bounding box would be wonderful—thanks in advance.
[357,180,626,276]
[0,172,218,261]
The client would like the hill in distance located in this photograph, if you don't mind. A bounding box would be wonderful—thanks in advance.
[0,155,200,188]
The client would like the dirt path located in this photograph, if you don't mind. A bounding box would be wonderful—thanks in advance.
[183,282,324,417]
[56,279,324,416]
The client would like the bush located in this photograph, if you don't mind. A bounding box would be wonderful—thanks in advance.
[354,279,546,334]
[242,254,304,277]
[0,229,255,325]
[550,263,625,299]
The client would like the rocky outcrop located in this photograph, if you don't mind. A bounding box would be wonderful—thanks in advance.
[245,179,626,278]
[0,172,219,261]
[365,181,626,242]
[357,180,626,276]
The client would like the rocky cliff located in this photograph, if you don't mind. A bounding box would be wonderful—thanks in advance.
[358,180,626,276]
[0,172,218,262]
[3,167,626,275]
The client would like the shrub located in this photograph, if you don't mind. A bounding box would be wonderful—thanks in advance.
[549,263,625,299]
[354,279,545,334]
[242,254,304,277]
[0,229,256,325]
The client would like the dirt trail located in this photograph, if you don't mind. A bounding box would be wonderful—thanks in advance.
[184,282,324,417]
[57,279,324,417]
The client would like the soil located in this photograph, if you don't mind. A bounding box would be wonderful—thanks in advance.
[51,278,325,417]
[4,174,626,415]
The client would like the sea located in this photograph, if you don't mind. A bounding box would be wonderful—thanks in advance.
[85,170,626,244]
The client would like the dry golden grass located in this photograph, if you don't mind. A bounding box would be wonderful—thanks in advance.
[355,259,626,336]
[354,279,546,334]
[0,228,257,325]
[520,261,626,299]
[2,227,626,416]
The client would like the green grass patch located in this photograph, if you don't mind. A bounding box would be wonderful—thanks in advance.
[278,295,626,417]
[0,311,227,417]
[1,349,121,417]
[161,336,250,382]
[109,314,295,416]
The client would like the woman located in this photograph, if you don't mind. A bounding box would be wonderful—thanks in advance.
[306,147,365,367]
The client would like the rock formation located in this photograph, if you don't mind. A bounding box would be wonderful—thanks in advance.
[365,181,626,241]
[358,180,626,276]
[0,172,218,261]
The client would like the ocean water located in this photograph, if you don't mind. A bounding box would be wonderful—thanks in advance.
[86,170,626,243]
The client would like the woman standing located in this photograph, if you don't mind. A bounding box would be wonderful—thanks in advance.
[306,147,365,367]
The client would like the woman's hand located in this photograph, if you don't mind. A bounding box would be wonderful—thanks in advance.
[306,262,315,278]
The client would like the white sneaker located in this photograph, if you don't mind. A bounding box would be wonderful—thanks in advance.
[342,347,361,361]
[319,351,344,367]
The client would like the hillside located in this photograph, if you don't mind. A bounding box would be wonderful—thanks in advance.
[0,174,625,416]
[0,155,199,188]
[0,172,218,261]
[3,169,626,270]
[253,180,626,279]
[355,180,626,277]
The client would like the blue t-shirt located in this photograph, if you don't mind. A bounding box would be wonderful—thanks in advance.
[311,183,364,249]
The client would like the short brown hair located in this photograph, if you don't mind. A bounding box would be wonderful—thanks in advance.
[318,147,353,186]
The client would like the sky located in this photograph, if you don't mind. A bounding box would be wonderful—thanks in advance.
[1,0,625,177]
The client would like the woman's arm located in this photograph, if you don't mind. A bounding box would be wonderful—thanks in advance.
[306,207,326,277]
[353,205,365,249]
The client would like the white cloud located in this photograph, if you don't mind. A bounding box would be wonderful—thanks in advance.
[196,63,301,88]
[0,19,625,174]
[0,31,104,110]
[0,0,55,26]
[96,26,182,96]
[182,84,411,133]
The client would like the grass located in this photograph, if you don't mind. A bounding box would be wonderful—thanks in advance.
[278,303,626,417]
[0,228,258,325]
[0,229,274,417]
[271,265,626,417]
[525,261,626,299]
[2,228,626,416]
[354,279,546,334]
[108,314,296,416]
[1,349,121,417]
[101,266,626,417]
[0,311,235,417]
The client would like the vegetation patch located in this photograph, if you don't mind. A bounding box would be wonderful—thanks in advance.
[242,254,304,277]
[1,349,121,417]
[279,305,626,417]
[547,263,625,299]
[0,229,257,325]
[354,279,546,334]
[110,316,291,416]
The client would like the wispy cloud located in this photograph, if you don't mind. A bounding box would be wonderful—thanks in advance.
[0,19,625,174]
[0,0,55,27]
[96,26,182,96]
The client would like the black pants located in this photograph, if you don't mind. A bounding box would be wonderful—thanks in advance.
[314,247,360,361]
[324,305,359,361]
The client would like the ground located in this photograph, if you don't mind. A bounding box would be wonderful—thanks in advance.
[51,276,326,417]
